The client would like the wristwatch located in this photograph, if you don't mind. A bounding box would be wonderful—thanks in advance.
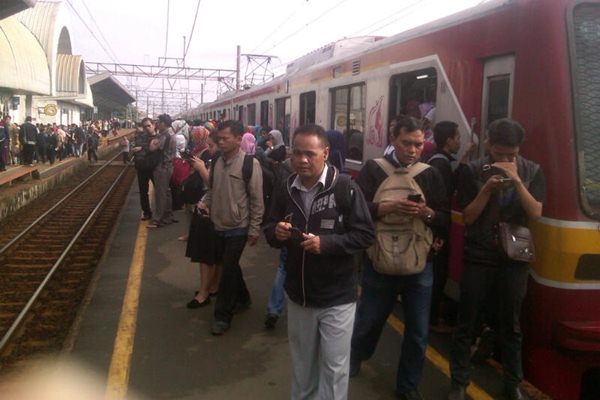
[423,210,434,222]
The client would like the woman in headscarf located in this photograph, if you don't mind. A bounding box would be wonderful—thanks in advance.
[170,120,190,210]
[265,129,286,162]
[240,132,256,155]
[326,129,346,173]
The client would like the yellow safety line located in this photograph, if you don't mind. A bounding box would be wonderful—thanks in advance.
[387,314,493,400]
[105,221,148,399]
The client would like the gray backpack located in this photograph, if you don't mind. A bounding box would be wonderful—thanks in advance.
[367,158,433,275]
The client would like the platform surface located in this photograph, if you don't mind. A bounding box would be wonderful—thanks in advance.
[68,177,508,400]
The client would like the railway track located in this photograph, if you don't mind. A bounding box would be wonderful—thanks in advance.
[0,155,136,371]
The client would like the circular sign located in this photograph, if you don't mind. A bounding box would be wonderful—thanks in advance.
[44,104,57,116]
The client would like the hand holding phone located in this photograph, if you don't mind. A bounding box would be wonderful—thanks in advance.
[407,193,422,203]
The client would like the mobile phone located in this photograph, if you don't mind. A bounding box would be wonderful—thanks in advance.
[407,193,422,203]
[288,226,304,241]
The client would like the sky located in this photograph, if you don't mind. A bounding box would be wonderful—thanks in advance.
[59,0,490,113]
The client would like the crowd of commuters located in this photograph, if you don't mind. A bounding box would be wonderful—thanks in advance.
[0,116,129,170]
[131,113,544,400]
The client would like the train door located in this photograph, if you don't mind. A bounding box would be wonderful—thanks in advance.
[479,55,515,155]
[260,100,269,127]
[299,91,316,125]
[247,103,256,125]
[275,96,291,145]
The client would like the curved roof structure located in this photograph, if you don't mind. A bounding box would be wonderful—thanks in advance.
[0,16,51,95]
[56,54,85,93]
[16,0,72,95]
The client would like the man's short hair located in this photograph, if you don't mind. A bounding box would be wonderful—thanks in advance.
[433,121,459,148]
[25,116,32,122]
[219,120,245,137]
[391,116,420,138]
[293,124,329,148]
[157,114,172,127]
[141,117,153,125]
[488,118,524,147]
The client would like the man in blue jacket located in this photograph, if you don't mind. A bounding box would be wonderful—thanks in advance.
[264,124,375,400]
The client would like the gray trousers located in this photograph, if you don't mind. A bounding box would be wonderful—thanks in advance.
[152,164,174,225]
[287,300,356,400]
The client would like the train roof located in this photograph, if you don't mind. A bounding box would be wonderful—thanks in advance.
[198,0,513,109]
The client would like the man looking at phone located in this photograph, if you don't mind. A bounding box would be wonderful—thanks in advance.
[350,116,448,400]
[448,118,544,400]
[264,124,374,400]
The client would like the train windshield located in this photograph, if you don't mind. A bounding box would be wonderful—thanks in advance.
[570,2,600,216]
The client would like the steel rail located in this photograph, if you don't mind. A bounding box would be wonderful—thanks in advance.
[0,152,122,255]
[0,163,131,353]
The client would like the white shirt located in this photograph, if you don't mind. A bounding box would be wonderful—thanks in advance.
[291,164,329,216]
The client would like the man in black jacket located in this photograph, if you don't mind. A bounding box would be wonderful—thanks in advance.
[19,116,38,166]
[448,119,544,400]
[264,124,374,400]
[350,116,449,400]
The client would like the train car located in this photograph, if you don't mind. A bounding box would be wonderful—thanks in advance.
[187,0,600,398]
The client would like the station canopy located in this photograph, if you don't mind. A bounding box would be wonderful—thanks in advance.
[0,16,51,95]
[88,72,136,116]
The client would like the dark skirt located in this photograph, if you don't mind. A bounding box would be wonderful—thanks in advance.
[185,211,216,265]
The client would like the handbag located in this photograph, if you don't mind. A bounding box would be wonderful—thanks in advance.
[497,222,535,262]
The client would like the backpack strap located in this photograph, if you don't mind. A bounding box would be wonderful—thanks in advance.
[373,158,430,178]
[333,173,354,230]
[242,154,254,186]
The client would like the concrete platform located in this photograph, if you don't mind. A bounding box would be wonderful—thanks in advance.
[67,177,509,400]
[0,129,135,221]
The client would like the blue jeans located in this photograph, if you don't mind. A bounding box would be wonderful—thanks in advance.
[266,248,287,315]
[351,258,433,394]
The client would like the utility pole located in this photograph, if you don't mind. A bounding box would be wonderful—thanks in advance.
[236,45,241,92]
[201,83,204,104]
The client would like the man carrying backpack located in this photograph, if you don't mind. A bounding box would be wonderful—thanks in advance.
[350,116,449,400]
[198,120,264,336]
[264,124,375,400]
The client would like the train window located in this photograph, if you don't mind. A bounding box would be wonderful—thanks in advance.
[486,75,510,124]
[331,83,366,162]
[299,91,316,125]
[388,67,437,126]
[238,106,243,122]
[275,97,291,145]
[569,2,600,214]
[247,103,256,125]
[260,100,269,127]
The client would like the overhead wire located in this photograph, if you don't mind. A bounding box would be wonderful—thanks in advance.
[78,0,120,62]
[249,0,309,54]
[65,0,117,63]
[262,0,351,54]
[183,0,202,60]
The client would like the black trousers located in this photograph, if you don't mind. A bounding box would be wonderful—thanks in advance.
[88,148,98,162]
[430,240,450,324]
[450,259,529,389]
[213,234,250,324]
[136,168,154,217]
[22,143,35,165]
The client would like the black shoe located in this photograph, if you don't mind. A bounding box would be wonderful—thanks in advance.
[349,358,361,378]
[264,313,279,330]
[396,389,424,400]
[186,297,211,309]
[209,291,219,297]
[211,320,230,336]
[141,214,152,221]
[233,299,252,314]
[447,385,466,400]
[504,386,527,400]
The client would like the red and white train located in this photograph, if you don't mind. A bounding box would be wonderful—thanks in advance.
[186,0,600,397]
